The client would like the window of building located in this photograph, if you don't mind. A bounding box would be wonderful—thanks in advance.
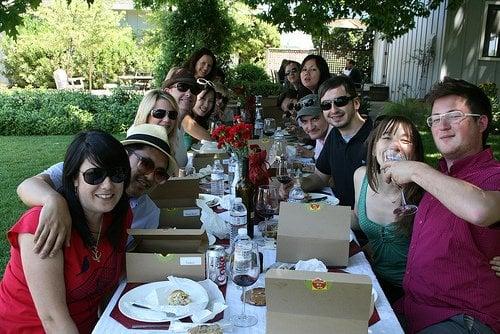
[482,3,500,58]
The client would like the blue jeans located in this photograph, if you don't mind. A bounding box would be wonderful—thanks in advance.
[418,314,495,334]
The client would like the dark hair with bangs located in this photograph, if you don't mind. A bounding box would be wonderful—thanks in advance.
[188,84,216,129]
[425,76,492,146]
[365,115,424,236]
[185,47,217,80]
[318,75,357,100]
[61,130,131,249]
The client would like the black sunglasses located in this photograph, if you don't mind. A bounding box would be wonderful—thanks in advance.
[320,96,355,110]
[285,68,298,76]
[294,97,316,112]
[173,82,202,95]
[81,167,127,185]
[151,108,178,120]
[132,151,169,184]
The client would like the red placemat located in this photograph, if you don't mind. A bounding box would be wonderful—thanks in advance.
[327,268,380,327]
[110,282,226,330]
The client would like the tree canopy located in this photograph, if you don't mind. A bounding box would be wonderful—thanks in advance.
[242,0,464,41]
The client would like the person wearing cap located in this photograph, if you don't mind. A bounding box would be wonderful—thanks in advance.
[161,67,202,122]
[294,94,331,160]
[16,124,177,257]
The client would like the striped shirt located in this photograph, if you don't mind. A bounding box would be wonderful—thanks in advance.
[400,148,500,333]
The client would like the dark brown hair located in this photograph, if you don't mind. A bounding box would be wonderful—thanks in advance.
[318,75,357,100]
[425,76,492,146]
[185,47,217,80]
[365,115,424,236]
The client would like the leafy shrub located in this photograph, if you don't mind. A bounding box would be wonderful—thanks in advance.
[0,88,141,135]
[479,82,499,134]
[227,63,270,85]
[381,98,430,130]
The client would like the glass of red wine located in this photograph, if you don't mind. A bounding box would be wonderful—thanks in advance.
[229,240,260,327]
[255,185,279,244]
[276,158,292,185]
[264,118,276,137]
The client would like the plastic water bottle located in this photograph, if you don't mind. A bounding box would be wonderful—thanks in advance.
[211,160,224,197]
[254,108,264,139]
[227,153,237,186]
[229,197,247,251]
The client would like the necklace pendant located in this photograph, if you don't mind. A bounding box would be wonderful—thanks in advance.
[91,246,101,262]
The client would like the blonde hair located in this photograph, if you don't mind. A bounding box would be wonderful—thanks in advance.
[133,89,180,163]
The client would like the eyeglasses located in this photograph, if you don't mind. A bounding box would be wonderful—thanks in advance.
[131,151,169,184]
[80,167,127,185]
[197,78,215,89]
[285,68,298,76]
[320,96,355,110]
[426,110,482,127]
[172,82,202,95]
[151,108,178,120]
[294,97,316,111]
[287,103,296,111]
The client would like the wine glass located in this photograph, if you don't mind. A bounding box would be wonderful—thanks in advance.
[229,240,260,327]
[255,185,279,243]
[276,158,292,184]
[263,118,276,137]
[382,149,418,217]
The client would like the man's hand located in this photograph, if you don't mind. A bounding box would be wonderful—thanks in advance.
[279,180,294,201]
[381,160,427,186]
[33,194,72,258]
[295,145,314,158]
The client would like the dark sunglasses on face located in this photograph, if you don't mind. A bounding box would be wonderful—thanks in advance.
[287,103,296,111]
[294,97,316,112]
[151,108,178,120]
[80,167,127,185]
[173,82,202,95]
[132,151,169,184]
[320,96,355,110]
[285,68,298,76]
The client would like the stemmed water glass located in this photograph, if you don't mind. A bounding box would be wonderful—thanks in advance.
[382,149,418,217]
[229,240,260,327]
[276,158,292,184]
[255,185,279,242]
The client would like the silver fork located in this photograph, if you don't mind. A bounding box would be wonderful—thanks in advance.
[130,302,177,318]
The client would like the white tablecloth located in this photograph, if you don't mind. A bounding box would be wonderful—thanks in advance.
[93,237,404,333]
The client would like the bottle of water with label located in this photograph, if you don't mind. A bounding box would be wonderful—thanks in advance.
[254,107,264,139]
[211,159,225,197]
[227,153,237,187]
[229,197,247,252]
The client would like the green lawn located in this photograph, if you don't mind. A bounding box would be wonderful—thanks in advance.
[0,133,498,276]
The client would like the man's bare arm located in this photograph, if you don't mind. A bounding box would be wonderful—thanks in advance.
[17,174,72,257]
[300,167,331,192]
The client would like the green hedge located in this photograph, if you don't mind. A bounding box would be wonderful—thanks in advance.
[0,88,141,135]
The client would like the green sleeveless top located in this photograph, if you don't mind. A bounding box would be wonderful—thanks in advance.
[358,176,410,286]
[183,132,199,150]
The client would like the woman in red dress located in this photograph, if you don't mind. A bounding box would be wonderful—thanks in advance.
[0,130,132,333]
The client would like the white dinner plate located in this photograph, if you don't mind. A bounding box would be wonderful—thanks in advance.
[118,279,209,323]
[306,193,340,206]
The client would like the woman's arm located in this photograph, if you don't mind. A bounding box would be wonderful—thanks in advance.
[182,116,212,141]
[351,166,366,230]
[19,233,78,333]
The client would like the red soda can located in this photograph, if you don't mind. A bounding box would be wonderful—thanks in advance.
[206,245,227,286]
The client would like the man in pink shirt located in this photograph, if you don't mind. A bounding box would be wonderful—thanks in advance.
[383,77,500,333]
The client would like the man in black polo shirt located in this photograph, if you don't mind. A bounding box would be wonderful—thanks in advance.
[298,76,372,208]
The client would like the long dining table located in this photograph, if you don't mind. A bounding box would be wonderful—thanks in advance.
[92,226,404,334]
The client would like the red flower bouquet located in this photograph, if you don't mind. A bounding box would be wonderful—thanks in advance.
[211,120,253,159]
